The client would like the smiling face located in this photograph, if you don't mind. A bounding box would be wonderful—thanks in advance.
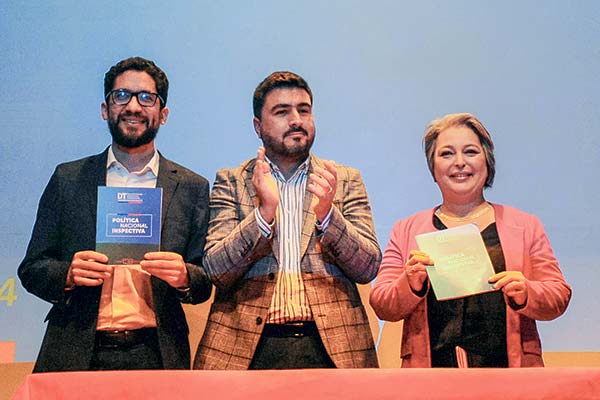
[101,70,169,151]
[433,125,489,203]
[253,87,315,163]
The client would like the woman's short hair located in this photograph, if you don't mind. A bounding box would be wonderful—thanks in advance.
[423,112,495,188]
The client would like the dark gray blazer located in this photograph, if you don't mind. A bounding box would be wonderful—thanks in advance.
[18,148,212,372]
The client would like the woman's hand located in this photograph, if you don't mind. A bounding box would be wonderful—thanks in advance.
[405,250,432,293]
[489,271,528,307]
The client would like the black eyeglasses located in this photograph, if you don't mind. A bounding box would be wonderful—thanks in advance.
[106,89,164,107]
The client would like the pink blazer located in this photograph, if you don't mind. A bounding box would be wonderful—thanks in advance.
[369,203,571,367]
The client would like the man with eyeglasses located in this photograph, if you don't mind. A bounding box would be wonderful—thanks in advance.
[18,57,212,372]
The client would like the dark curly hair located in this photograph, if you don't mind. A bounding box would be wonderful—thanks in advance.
[253,71,312,118]
[104,57,169,108]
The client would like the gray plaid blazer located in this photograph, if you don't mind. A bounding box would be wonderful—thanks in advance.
[193,154,381,369]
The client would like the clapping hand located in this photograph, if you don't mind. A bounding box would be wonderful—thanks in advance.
[252,146,279,223]
[308,160,337,222]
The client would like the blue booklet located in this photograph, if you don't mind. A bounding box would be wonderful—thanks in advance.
[96,187,162,264]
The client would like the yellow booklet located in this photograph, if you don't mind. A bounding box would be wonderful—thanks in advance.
[415,223,497,301]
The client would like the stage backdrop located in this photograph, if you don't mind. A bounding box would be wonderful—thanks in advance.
[1,1,598,362]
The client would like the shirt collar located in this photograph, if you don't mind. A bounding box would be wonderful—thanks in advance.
[265,155,310,181]
[107,145,160,176]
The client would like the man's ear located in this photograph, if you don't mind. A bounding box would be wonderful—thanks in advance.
[160,106,169,125]
[253,116,261,138]
[101,102,108,120]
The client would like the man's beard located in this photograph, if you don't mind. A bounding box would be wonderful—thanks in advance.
[108,117,158,148]
[261,127,314,161]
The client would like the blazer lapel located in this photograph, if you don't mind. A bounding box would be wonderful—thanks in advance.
[299,155,320,258]
[494,204,525,272]
[243,159,259,208]
[157,156,179,231]
[82,149,109,223]
[152,156,179,296]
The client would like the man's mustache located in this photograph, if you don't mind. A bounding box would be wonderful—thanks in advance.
[284,127,308,137]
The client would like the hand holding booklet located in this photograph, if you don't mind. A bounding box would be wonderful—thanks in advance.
[415,223,496,301]
[96,187,162,265]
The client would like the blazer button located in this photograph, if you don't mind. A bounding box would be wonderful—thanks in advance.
[268,272,275,280]
[256,317,263,325]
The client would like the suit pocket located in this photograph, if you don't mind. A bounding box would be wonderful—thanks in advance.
[313,275,363,308]
[400,344,412,359]
[521,337,542,356]
[520,316,542,355]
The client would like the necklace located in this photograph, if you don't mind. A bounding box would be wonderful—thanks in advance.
[436,203,492,222]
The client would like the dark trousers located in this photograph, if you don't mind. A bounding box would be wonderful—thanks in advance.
[249,322,335,369]
[90,328,163,370]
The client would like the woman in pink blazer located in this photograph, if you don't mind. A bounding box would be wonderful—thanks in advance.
[370,113,571,367]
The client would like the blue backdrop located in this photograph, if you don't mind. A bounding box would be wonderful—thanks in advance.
[1,1,598,361]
